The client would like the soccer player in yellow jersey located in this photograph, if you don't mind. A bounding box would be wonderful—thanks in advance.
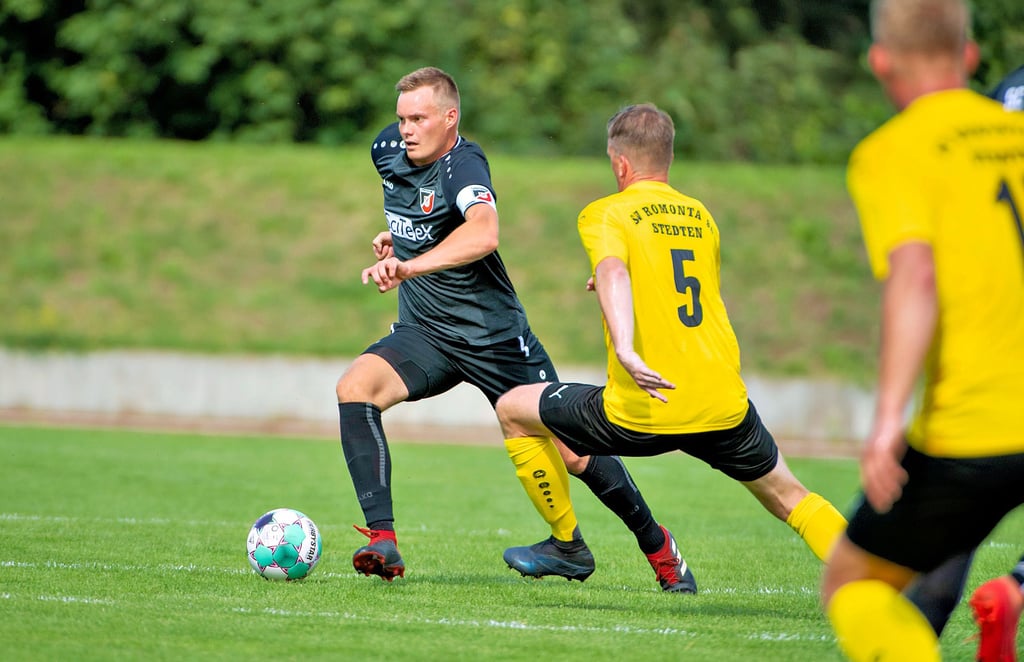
[495,103,848,592]
[820,1,1024,661]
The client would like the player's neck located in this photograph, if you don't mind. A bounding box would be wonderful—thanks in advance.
[889,56,968,110]
[620,173,668,191]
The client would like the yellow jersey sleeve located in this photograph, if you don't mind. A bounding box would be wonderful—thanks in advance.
[848,133,937,280]
[578,197,629,269]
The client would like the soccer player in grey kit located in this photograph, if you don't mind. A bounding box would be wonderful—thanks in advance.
[335,66,695,593]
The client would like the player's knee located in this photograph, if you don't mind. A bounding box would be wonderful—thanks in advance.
[560,451,589,475]
[494,391,515,426]
[495,389,532,437]
[335,374,354,403]
[336,355,406,406]
[336,372,375,403]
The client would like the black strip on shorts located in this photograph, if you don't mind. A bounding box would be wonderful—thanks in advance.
[538,383,779,482]
[365,323,557,405]
[845,446,1024,573]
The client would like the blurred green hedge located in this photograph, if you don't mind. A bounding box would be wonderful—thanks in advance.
[1,0,1021,162]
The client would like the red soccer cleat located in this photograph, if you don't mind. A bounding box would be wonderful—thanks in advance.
[645,525,697,594]
[352,525,406,581]
[969,576,1022,662]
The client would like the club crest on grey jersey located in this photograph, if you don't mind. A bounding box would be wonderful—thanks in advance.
[419,188,436,213]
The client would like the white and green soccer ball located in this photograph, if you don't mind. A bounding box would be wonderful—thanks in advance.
[246,508,322,581]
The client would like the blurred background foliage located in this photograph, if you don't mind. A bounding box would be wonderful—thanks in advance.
[1,0,1020,163]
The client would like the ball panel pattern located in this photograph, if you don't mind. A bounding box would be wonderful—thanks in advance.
[246,508,321,581]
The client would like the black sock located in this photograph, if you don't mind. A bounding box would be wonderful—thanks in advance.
[574,455,663,554]
[552,525,586,551]
[906,550,973,636]
[339,402,394,529]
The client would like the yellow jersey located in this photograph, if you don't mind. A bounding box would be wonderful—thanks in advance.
[848,89,1024,458]
[577,180,748,433]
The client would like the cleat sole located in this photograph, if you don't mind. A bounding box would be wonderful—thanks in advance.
[353,550,405,581]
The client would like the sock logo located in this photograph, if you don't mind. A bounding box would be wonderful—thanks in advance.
[534,472,554,506]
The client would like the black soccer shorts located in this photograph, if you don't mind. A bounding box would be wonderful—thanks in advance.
[364,322,557,407]
[844,446,1024,573]
[538,383,779,482]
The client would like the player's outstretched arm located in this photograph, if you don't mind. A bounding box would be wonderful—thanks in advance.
[862,242,937,512]
[594,256,675,402]
[361,203,498,293]
[408,202,499,273]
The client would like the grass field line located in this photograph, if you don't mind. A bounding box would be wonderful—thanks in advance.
[0,559,357,580]
[7,510,1019,556]
[234,604,704,638]
[2,557,823,597]
[0,592,116,605]
[0,511,520,536]
[0,589,834,644]
[0,512,231,526]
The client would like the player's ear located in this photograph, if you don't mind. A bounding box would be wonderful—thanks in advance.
[617,153,631,180]
[867,44,890,81]
[963,40,980,76]
[445,107,459,130]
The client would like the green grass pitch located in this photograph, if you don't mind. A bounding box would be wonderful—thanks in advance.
[1,424,1019,660]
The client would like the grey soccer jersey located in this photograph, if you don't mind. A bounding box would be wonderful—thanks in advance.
[370,123,529,345]
[989,64,1024,110]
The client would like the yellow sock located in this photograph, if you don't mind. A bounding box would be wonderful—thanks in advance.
[504,436,578,542]
[827,580,941,661]
[785,492,847,562]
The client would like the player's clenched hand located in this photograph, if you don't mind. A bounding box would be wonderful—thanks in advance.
[617,349,675,403]
[371,232,394,260]
[859,419,909,513]
[362,257,409,293]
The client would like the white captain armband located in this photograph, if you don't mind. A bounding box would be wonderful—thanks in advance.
[455,185,497,214]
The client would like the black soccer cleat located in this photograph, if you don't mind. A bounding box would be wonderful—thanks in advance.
[503,536,596,582]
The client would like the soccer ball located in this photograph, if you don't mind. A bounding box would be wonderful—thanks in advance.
[246,508,322,581]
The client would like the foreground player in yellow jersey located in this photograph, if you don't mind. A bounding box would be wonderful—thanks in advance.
[494,103,847,591]
[820,1,1024,660]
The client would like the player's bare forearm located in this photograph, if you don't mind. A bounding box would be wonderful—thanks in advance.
[403,203,498,277]
[594,258,635,355]
[595,257,674,401]
[361,206,498,293]
[862,242,937,511]
[874,243,937,427]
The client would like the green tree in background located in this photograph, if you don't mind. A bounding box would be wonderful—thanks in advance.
[974,0,1024,84]
[0,0,1019,162]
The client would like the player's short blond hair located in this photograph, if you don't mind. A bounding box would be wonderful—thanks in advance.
[396,67,461,114]
[607,103,674,172]
[870,0,969,53]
